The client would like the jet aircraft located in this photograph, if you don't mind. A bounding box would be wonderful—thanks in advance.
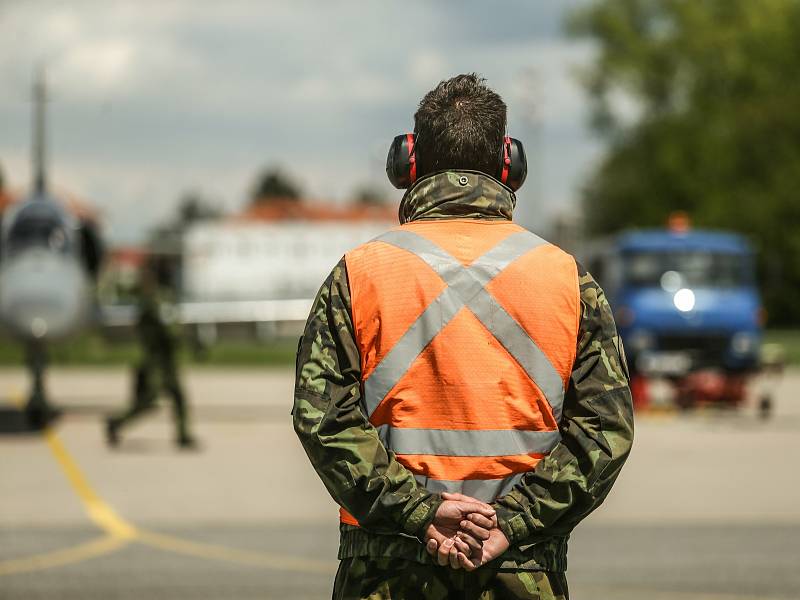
[0,71,103,427]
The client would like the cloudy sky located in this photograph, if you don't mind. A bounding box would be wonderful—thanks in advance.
[0,0,601,244]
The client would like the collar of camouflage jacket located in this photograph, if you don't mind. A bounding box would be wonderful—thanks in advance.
[398,170,516,224]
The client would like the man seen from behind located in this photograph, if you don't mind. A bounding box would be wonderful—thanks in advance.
[293,73,633,599]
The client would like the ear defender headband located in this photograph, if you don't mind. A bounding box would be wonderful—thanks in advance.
[386,133,528,191]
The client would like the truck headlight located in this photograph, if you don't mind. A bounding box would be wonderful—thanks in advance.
[673,288,696,312]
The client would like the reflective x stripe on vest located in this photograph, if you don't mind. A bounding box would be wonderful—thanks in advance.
[342,222,579,524]
[365,229,565,423]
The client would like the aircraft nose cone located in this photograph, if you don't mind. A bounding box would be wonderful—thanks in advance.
[0,253,90,340]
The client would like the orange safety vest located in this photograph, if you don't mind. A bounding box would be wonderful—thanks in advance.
[341,219,580,526]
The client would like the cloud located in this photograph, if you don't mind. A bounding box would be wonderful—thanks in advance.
[409,51,449,87]
[59,39,136,94]
[0,1,599,243]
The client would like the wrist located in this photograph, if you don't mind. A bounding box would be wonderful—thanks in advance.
[403,493,443,542]
[494,506,527,546]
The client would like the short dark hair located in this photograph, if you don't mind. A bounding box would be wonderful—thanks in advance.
[413,73,507,179]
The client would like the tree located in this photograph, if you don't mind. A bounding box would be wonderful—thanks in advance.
[251,167,302,203]
[147,191,222,261]
[569,0,800,324]
[176,192,222,226]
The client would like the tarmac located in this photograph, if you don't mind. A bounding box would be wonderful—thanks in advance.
[1,366,799,599]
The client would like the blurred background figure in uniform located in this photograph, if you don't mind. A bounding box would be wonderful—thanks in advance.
[106,256,197,449]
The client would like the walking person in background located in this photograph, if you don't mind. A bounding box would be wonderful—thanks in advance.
[106,257,197,449]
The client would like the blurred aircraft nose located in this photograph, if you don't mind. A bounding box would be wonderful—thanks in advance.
[0,250,90,340]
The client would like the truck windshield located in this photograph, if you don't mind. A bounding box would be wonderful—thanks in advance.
[623,251,751,288]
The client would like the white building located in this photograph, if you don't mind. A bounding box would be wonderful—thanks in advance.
[182,203,395,303]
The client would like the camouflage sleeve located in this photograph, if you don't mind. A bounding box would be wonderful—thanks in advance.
[292,258,441,540]
[493,263,634,545]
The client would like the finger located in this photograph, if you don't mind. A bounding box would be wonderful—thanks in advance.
[448,542,460,570]
[459,519,491,541]
[452,536,472,557]
[443,493,495,513]
[457,551,479,572]
[465,513,495,530]
[426,538,438,557]
[457,501,496,519]
[442,493,494,513]
[437,538,453,567]
[427,528,449,545]
[456,531,482,554]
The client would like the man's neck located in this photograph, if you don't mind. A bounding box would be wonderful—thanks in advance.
[399,170,516,224]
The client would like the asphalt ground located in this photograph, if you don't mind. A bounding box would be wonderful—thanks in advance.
[1,367,799,599]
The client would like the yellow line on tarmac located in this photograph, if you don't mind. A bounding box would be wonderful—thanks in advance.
[137,530,334,575]
[0,392,134,575]
[1,390,334,576]
[6,390,137,540]
[42,429,138,540]
[0,535,126,577]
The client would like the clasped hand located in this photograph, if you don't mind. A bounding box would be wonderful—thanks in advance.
[424,492,509,571]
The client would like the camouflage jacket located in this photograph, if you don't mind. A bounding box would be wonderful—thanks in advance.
[293,170,634,571]
[137,286,176,356]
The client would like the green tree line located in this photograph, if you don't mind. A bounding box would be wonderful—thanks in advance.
[570,0,800,324]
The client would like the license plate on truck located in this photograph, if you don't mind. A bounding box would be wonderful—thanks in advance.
[638,352,692,376]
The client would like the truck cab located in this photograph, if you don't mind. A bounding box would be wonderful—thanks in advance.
[594,228,762,378]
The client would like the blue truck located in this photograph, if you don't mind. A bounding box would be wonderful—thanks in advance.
[587,225,763,409]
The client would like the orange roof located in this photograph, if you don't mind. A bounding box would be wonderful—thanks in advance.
[238,198,397,223]
[107,246,148,268]
[0,190,15,214]
[0,187,99,223]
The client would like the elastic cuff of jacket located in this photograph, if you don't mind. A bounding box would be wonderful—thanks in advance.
[497,510,529,545]
[402,494,442,542]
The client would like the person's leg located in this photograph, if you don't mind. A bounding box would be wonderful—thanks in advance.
[107,365,156,444]
[474,569,568,600]
[161,360,194,447]
[332,557,457,600]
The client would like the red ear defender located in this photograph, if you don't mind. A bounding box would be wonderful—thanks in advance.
[498,137,528,191]
[388,132,527,190]
[386,133,417,189]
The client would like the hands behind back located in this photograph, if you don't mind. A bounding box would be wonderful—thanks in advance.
[424,492,510,571]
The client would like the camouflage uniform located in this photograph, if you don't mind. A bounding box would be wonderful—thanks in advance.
[293,171,633,599]
[108,281,193,446]
[333,557,568,600]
